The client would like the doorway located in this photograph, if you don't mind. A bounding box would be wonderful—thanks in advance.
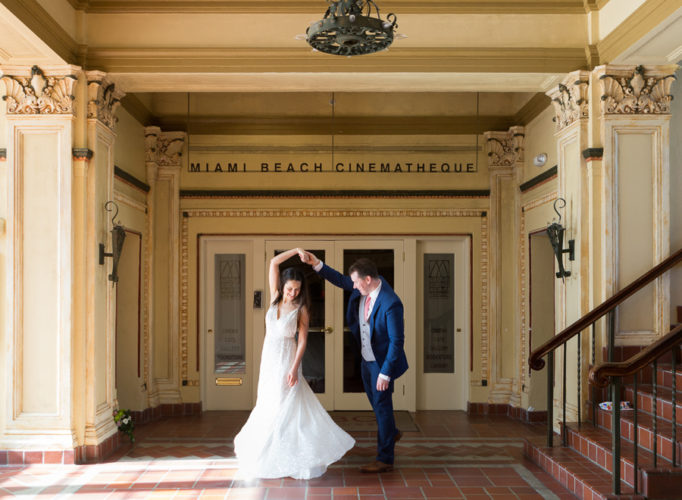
[416,238,470,410]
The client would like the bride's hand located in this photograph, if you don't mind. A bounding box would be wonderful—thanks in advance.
[286,370,298,387]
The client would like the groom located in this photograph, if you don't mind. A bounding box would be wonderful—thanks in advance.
[299,250,408,473]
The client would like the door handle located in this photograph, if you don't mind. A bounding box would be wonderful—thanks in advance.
[324,326,334,334]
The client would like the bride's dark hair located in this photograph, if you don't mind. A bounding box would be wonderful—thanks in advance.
[272,267,311,312]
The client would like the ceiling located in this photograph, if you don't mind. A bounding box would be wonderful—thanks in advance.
[1,0,681,132]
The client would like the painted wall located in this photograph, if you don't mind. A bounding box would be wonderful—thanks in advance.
[114,107,147,184]
[523,106,557,183]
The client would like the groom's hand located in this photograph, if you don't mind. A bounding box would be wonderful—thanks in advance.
[298,249,319,267]
[376,377,389,391]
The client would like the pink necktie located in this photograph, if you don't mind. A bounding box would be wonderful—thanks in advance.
[364,295,371,322]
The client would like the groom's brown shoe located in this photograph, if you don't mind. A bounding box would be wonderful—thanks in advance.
[359,460,393,473]
[394,430,403,443]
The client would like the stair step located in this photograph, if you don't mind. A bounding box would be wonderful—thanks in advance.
[524,436,643,499]
[564,423,674,487]
[595,407,682,463]
[624,385,682,425]
[656,364,682,389]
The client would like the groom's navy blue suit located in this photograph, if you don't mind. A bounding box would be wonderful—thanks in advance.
[317,264,408,464]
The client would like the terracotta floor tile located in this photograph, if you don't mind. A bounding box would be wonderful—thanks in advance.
[0,411,578,500]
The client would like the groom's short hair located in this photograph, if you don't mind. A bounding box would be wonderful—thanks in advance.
[349,258,379,279]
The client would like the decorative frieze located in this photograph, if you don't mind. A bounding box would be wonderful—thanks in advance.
[1,65,77,115]
[598,65,676,115]
[546,71,590,132]
[484,126,525,168]
[144,126,161,164]
[86,71,125,130]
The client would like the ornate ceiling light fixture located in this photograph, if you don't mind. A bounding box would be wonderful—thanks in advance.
[306,0,398,56]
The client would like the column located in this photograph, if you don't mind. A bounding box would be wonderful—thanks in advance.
[595,64,677,344]
[145,128,186,406]
[0,65,80,458]
[485,126,524,406]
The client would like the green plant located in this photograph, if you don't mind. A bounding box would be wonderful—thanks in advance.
[113,408,135,443]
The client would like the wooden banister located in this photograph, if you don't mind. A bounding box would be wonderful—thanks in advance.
[529,248,682,371]
[589,323,682,387]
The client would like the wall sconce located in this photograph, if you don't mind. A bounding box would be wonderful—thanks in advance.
[546,198,575,280]
[99,201,126,283]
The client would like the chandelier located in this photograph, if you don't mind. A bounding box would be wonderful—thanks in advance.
[306,0,398,56]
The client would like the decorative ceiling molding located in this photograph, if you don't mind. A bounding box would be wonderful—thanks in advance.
[513,92,552,125]
[597,0,680,65]
[85,47,588,74]
[155,115,519,135]
[120,93,156,127]
[75,1,586,14]
[1,0,80,64]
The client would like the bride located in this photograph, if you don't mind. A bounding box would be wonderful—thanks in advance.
[233,248,355,479]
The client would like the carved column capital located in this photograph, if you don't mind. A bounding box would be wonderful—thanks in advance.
[85,71,125,130]
[1,65,79,115]
[157,132,186,168]
[144,126,161,164]
[596,64,678,115]
[546,70,590,132]
[484,126,525,170]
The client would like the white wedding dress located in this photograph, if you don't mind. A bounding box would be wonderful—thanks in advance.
[234,304,355,479]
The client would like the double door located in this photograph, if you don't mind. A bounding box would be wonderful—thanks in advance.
[201,238,405,411]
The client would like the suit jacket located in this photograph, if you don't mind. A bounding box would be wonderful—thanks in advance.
[318,263,409,380]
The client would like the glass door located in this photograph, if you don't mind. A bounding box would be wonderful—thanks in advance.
[333,241,405,410]
[265,241,335,409]
[201,238,255,410]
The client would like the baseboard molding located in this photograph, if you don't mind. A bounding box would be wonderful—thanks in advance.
[1,432,121,465]
[1,402,202,465]
[130,402,202,425]
[467,402,547,423]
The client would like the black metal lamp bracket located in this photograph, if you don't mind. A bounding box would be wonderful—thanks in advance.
[546,198,575,280]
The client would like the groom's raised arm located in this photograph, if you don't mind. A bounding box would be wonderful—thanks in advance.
[299,249,354,291]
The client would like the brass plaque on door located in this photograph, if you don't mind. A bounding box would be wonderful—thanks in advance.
[216,377,243,386]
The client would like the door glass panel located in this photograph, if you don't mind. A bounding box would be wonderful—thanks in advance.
[275,250,326,393]
[342,249,395,393]
[215,254,246,374]
[423,253,455,373]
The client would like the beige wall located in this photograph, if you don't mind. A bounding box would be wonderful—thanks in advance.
[523,106,557,182]
[114,108,147,184]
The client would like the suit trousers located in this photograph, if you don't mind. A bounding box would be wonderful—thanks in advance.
[361,359,398,464]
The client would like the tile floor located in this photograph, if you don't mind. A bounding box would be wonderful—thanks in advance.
[0,411,578,499]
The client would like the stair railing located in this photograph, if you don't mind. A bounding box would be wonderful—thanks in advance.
[590,323,682,495]
[529,248,682,451]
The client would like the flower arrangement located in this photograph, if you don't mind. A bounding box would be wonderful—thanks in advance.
[113,408,135,443]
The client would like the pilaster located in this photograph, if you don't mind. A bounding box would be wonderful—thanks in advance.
[81,71,126,452]
[145,127,185,406]
[595,64,677,345]
[0,64,79,451]
[546,70,591,427]
[485,125,524,406]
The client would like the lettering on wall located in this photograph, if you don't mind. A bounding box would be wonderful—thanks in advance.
[188,161,478,174]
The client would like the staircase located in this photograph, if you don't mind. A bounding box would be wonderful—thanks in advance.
[527,249,682,499]
[525,344,682,500]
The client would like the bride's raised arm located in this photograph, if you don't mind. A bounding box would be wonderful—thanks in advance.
[268,248,303,299]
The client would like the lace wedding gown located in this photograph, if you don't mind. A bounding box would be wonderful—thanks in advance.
[234,305,355,479]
